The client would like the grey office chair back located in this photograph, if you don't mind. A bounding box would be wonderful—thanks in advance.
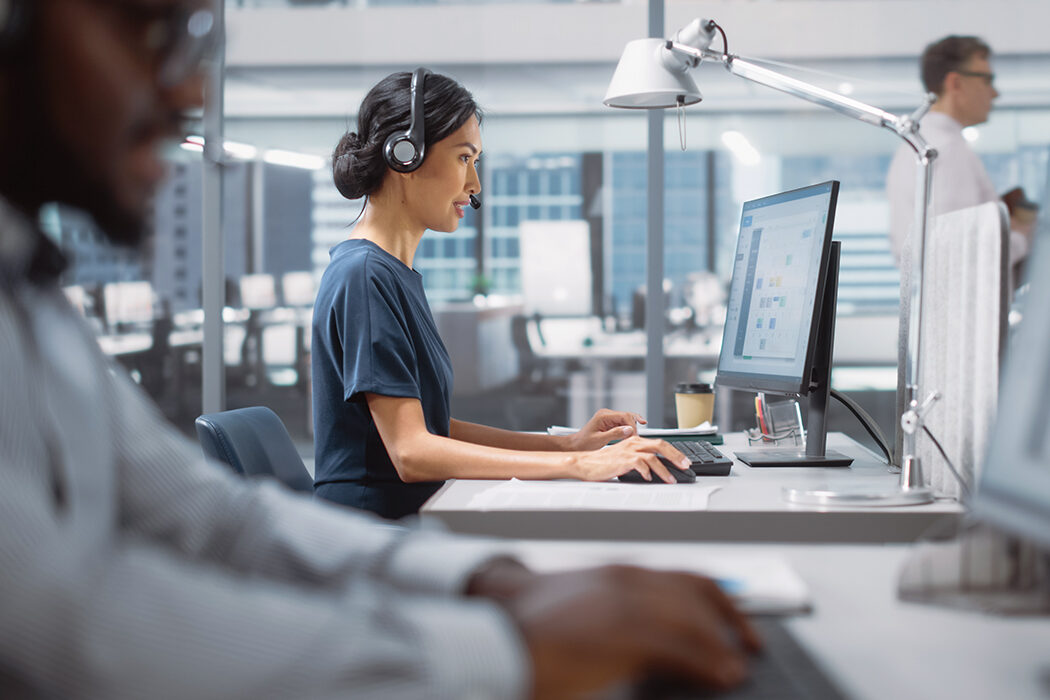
[195,406,314,492]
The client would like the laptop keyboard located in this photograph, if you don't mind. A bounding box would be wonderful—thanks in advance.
[673,440,734,476]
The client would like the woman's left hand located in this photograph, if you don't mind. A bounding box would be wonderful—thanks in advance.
[566,409,647,451]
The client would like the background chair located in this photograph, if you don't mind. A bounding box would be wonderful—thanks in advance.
[195,406,314,492]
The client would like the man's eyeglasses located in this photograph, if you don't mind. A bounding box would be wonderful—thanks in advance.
[957,70,996,87]
[104,1,220,87]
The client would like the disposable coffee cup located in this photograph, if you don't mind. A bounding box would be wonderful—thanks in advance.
[675,382,714,429]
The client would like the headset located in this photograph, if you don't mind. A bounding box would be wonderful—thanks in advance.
[383,68,430,173]
[0,0,30,55]
[382,67,481,209]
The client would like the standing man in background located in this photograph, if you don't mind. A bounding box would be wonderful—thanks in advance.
[885,35,1024,265]
[0,0,759,697]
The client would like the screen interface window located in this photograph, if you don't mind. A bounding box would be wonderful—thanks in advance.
[720,185,833,384]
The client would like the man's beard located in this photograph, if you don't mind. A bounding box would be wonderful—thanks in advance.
[4,50,150,249]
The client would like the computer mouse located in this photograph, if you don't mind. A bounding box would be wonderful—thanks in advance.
[618,456,697,484]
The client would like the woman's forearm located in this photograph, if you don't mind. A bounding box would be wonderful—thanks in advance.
[450,419,570,452]
[393,429,579,482]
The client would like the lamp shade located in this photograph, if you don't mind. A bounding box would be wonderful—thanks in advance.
[604,38,702,109]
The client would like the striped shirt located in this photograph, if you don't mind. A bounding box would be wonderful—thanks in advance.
[0,198,526,699]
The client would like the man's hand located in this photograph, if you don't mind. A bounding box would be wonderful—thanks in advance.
[501,565,761,700]
[565,409,647,451]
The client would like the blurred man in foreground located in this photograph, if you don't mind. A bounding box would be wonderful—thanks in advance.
[0,1,758,697]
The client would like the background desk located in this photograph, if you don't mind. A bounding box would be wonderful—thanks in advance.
[421,432,964,543]
[506,540,1050,700]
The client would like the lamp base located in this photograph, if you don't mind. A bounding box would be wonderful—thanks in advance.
[783,484,935,507]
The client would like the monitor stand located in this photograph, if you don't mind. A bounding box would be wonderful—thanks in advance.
[734,242,854,469]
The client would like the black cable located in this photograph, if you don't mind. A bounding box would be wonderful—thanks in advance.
[829,388,892,464]
[711,21,729,56]
[921,425,972,503]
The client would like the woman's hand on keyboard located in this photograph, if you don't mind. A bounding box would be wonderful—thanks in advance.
[571,436,690,484]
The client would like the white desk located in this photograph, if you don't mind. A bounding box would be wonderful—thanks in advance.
[506,540,1050,700]
[421,433,964,543]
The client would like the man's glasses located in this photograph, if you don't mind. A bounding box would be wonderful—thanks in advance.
[957,70,996,87]
[105,1,220,87]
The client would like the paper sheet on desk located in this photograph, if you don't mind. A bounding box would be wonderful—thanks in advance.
[515,546,811,615]
[547,422,718,437]
[468,479,720,511]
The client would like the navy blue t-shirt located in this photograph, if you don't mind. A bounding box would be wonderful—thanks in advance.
[311,239,453,519]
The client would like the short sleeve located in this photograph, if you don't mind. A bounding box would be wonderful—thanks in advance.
[340,258,421,403]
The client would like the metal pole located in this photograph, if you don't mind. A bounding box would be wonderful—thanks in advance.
[645,0,666,426]
[201,0,225,414]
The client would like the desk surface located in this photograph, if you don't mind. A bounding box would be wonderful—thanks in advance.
[505,540,1050,700]
[421,433,964,543]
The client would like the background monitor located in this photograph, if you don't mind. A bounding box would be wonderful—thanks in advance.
[715,180,851,467]
[240,273,277,310]
[973,236,1050,552]
[519,220,593,317]
[102,281,155,327]
[281,271,316,307]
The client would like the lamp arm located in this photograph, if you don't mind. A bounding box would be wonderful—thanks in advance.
[668,42,902,129]
[667,38,940,484]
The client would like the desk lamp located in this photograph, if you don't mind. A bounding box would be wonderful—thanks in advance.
[605,19,937,505]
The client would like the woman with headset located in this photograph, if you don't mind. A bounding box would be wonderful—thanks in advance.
[312,70,692,519]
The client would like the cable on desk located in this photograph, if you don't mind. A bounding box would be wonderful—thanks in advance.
[829,388,892,464]
[921,425,972,504]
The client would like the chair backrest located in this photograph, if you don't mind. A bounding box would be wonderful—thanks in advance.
[195,406,314,492]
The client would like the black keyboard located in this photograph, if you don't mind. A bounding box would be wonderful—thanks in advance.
[630,618,848,700]
[671,439,734,476]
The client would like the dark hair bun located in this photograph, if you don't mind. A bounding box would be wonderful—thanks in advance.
[332,131,378,200]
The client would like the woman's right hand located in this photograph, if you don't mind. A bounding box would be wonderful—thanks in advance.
[572,436,692,484]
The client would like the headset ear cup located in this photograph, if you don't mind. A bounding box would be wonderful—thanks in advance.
[382,68,429,173]
[383,133,424,173]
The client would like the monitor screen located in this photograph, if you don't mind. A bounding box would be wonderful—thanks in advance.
[282,271,316,307]
[240,274,277,310]
[973,237,1050,551]
[716,181,839,396]
[102,281,154,326]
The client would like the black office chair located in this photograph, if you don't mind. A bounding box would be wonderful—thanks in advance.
[195,406,314,492]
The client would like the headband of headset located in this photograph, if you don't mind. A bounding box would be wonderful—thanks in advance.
[383,68,429,173]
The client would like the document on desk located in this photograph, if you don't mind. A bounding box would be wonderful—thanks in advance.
[547,422,718,437]
[467,479,720,511]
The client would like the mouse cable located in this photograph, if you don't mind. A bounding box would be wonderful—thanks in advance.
[921,425,972,504]
[828,388,892,465]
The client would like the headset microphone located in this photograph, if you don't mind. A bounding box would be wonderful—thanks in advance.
[469,194,481,210]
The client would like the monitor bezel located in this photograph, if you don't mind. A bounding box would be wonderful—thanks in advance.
[715,180,840,398]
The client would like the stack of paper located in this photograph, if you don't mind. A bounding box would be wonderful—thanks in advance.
[514,544,812,615]
[467,479,720,511]
[547,422,718,437]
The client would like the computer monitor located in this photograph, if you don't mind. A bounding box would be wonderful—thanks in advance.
[239,274,277,310]
[102,281,155,328]
[715,180,852,467]
[519,220,593,317]
[972,236,1050,552]
[281,271,315,307]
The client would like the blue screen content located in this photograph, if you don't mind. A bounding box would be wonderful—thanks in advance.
[718,182,835,388]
